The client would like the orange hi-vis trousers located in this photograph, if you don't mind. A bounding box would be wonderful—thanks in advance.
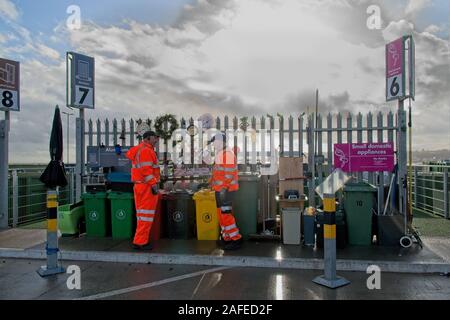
[215,191,242,241]
[133,183,158,246]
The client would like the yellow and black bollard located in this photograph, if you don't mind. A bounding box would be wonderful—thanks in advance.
[312,193,350,289]
[37,189,65,277]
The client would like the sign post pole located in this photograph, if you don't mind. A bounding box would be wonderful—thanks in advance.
[398,99,408,225]
[67,52,94,202]
[0,111,9,229]
[0,58,20,229]
[385,36,414,220]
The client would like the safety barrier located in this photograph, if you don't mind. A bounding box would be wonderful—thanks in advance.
[411,164,449,219]
[7,166,76,227]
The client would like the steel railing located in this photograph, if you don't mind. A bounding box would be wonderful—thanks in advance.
[410,164,449,219]
[7,166,76,227]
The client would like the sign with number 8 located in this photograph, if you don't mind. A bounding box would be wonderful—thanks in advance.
[0,58,20,112]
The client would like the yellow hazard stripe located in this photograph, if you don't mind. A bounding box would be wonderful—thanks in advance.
[324,224,336,239]
[323,197,336,212]
[47,193,57,200]
[47,201,58,208]
[48,219,58,232]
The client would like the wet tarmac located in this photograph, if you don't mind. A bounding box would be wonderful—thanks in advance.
[1,258,449,300]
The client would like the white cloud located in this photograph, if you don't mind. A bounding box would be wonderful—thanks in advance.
[405,0,432,17]
[4,0,450,163]
[382,20,415,41]
[0,0,18,21]
[34,43,60,60]
[424,24,442,34]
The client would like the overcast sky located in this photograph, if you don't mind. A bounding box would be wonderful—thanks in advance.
[0,0,449,163]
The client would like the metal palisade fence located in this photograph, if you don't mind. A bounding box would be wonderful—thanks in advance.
[85,112,399,214]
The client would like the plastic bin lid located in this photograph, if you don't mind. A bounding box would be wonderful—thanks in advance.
[164,190,194,200]
[237,174,260,182]
[81,192,107,199]
[58,204,71,211]
[107,192,134,199]
[343,182,376,193]
[193,189,215,200]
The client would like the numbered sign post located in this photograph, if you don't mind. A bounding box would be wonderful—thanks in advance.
[67,52,95,109]
[0,58,20,228]
[385,35,415,225]
[67,52,95,201]
[386,37,405,101]
[0,58,20,112]
[386,35,414,102]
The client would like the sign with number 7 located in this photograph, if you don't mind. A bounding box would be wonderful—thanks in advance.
[67,52,95,109]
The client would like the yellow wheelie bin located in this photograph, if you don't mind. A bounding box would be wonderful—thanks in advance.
[193,189,220,240]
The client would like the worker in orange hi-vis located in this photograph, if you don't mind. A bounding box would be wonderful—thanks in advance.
[208,133,243,250]
[126,131,161,250]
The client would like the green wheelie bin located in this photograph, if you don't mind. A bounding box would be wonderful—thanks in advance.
[82,192,110,237]
[232,174,260,240]
[343,182,376,246]
[108,192,135,239]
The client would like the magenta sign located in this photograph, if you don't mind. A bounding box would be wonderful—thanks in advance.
[386,38,403,77]
[386,37,405,101]
[334,143,394,172]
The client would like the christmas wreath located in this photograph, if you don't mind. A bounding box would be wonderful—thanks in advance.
[154,114,179,141]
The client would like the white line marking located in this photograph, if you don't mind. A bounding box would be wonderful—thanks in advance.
[190,272,206,299]
[76,266,230,300]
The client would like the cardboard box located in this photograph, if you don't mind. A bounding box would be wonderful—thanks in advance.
[279,180,304,198]
[279,157,303,180]
[279,199,305,211]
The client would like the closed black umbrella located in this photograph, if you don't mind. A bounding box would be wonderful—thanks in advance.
[37,105,67,277]
[40,105,68,188]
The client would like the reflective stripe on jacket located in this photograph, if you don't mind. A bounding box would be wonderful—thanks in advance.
[211,149,239,192]
[126,141,160,185]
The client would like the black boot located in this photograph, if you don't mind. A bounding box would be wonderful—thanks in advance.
[132,243,153,251]
[216,236,229,248]
[224,238,243,251]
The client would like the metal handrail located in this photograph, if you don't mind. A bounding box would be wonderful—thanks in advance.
[411,165,449,219]
[7,167,76,227]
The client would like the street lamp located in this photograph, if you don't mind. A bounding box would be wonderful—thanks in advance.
[62,111,74,164]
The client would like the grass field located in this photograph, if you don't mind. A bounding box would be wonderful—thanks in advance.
[413,208,450,238]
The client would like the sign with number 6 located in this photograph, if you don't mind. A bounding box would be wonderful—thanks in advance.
[0,58,20,112]
[386,35,414,102]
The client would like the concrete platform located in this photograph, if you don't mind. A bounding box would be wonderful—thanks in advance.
[1,229,449,274]
[0,229,46,249]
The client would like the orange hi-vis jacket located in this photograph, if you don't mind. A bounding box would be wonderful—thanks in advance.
[126,141,160,246]
[211,148,239,192]
[127,141,160,185]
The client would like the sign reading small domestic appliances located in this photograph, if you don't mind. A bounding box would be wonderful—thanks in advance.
[334,143,394,172]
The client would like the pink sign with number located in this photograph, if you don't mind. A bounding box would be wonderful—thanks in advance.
[334,143,394,172]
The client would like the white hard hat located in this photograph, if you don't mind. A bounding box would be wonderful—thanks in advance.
[207,132,226,145]
[198,113,214,130]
